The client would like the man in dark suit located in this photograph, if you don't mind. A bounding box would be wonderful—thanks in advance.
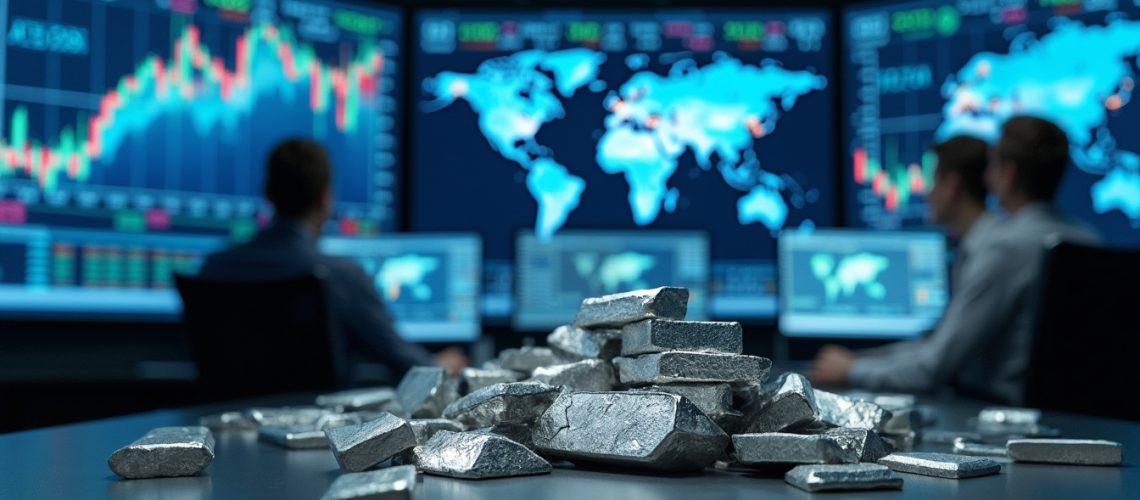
[198,139,467,378]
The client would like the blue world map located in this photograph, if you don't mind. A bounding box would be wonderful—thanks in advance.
[422,49,827,240]
[936,18,1140,226]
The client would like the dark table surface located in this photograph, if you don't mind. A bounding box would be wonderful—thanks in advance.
[1,394,1136,500]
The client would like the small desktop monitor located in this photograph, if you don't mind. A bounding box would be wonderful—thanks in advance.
[319,234,481,342]
[778,229,948,338]
[514,230,709,331]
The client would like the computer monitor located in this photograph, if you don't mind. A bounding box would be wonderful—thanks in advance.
[844,0,1140,247]
[412,8,836,322]
[514,230,709,331]
[319,234,482,342]
[0,0,402,318]
[778,229,948,338]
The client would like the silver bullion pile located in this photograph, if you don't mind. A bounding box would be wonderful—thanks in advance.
[106,286,1122,495]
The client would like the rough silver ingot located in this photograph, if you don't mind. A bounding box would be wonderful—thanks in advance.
[785,463,903,492]
[259,426,330,450]
[953,438,1008,457]
[845,392,917,411]
[923,430,984,445]
[825,428,893,463]
[878,452,1001,479]
[573,287,689,329]
[442,382,562,429]
[498,347,565,373]
[409,419,464,444]
[529,359,616,392]
[199,411,256,430]
[977,407,1041,434]
[418,431,552,479]
[613,352,771,386]
[325,413,417,472]
[547,324,622,361]
[460,368,524,394]
[316,388,400,412]
[396,366,460,418]
[814,390,892,430]
[1007,439,1123,466]
[108,426,215,479]
[733,433,858,465]
[535,391,729,471]
[246,406,329,428]
[620,319,742,356]
[321,465,417,500]
[637,383,735,422]
[743,373,818,433]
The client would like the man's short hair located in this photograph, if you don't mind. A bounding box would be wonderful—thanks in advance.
[996,116,1070,201]
[932,135,989,203]
[265,139,332,217]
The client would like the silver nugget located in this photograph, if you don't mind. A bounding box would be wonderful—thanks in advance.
[878,452,1002,479]
[442,382,562,429]
[535,391,729,471]
[108,426,215,479]
[547,324,622,361]
[614,352,771,386]
[418,431,551,479]
[471,424,536,450]
[785,463,903,492]
[529,359,616,392]
[825,428,893,463]
[733,433,858,465]
[498,346,565,373]
[573,287,689,329]
[742,373,818,433]
[1007,439,1123,466]
[460,368,524,394]
[396,366,460,419]
[325,413,417,472]
[814,390,892,430]
[620,319,742,356]
[321,465,417,500]
[316,388,400,412]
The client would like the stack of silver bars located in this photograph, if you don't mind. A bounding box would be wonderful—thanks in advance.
[107,286,1125,498]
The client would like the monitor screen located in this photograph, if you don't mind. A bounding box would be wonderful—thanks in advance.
[844,0,1140,247]
[515,230,709,331]
[779,229,948,338]
[0,0,401,318]
[319,234,482,342]
[412,9,836,322]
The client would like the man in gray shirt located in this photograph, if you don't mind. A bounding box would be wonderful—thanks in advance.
[198,139,467,379]
[810,117,1097,404]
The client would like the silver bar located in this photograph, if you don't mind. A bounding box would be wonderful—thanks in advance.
[733,433,858,465]
[1007,439,1123,466]
[620,319,742,356]
[325,413,417,472]
[547,324,622,361]
[396,366,460,419]
[614,352,771,386]
[441,382,562,429]
[574,287,689,329]
[878,452,1002,479]
[108,426,215,479]
[320,465,417,500]
[418,431,551,479]
[785,464,903,492]
[529,359,616,392]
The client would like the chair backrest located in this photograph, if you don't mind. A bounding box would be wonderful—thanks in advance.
[174,273,348,401]
[1025,241,1140,421]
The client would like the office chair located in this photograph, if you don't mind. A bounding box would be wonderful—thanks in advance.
[174,272,349,402]
[1024,241,1140,421]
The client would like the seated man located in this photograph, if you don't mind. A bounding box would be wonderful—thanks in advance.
[810,117,1098,404]
[198,139,466,378]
